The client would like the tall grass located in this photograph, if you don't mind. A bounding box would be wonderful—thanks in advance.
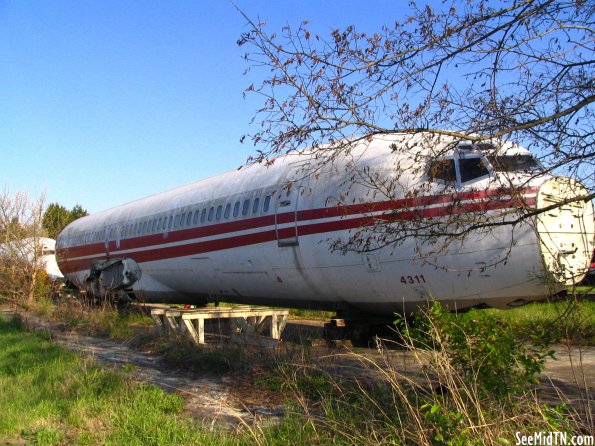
[256,302,592,446]
[14,294,594,445]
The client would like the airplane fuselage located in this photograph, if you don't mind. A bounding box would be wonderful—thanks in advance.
[56,134,594,315]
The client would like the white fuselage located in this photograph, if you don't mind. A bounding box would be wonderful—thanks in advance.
[56,134,594,315]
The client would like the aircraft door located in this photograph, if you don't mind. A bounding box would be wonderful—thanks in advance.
[103,226,110,256]
[275,186,300,247]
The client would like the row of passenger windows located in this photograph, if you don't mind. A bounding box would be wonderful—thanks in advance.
[119,195,273,239]
[68,193,275,246]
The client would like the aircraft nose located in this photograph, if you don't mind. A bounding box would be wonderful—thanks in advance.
[535,177,595,285]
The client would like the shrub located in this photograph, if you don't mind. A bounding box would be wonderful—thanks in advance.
[404,302,556,399]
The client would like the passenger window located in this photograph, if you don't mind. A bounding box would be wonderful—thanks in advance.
[216,205,222,221]
[168,215,173,229]
[174,215,180,228]
[180,213,186,227]
[200,208,207,223]
[242,199,250,216]
[233,201,240,217]
[186,212,192,226]
[193,210,200,225]
[224,203,231,219]
[208,207,214,221]
[460,157,489,183]
[252,197,260,214]
[427,159,456,183]
[263,195,271,213]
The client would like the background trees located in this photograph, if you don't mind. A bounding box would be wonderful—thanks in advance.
[42,203,88,239]
[0,194,87,305]
[0,190,46,304]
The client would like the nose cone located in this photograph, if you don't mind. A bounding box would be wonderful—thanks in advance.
[536,177,594,285]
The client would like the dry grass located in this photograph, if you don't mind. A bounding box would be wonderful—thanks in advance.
[257,304,592,446]
[19,295,593,445]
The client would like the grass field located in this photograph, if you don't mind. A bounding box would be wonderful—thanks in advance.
[0,313,341,445]
[2,294,593,445]
[462,298,595,344]
[0,315,251,445]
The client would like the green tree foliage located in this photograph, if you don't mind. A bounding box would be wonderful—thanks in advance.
[42,203,88,239]
[70,204,88,221]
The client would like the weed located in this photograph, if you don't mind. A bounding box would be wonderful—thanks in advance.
[262,301,590,445]
[11,292,593,445]
[405,302,556,398]
[155,333,251,374]
[466,298,595,345]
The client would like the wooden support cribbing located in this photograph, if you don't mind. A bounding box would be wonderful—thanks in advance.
[182,317,205,345]
[151,306,289,346]
[150,308,167,333]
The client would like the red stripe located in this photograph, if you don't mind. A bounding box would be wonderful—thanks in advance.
[58,187,538,259]
[61,215,276,259]
[57,193,537,274]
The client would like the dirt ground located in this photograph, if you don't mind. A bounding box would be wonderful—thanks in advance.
[2,307,593,428]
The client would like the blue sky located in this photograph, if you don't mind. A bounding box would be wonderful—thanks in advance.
[0,0,403,213]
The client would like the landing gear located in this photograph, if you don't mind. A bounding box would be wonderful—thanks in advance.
[323,317,395,347]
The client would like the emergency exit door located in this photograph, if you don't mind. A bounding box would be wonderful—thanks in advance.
[274,186,299,247]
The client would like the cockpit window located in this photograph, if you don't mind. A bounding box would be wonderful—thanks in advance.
[459,157,490,183]
[487,155,542,172]
[427,159,456,183]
